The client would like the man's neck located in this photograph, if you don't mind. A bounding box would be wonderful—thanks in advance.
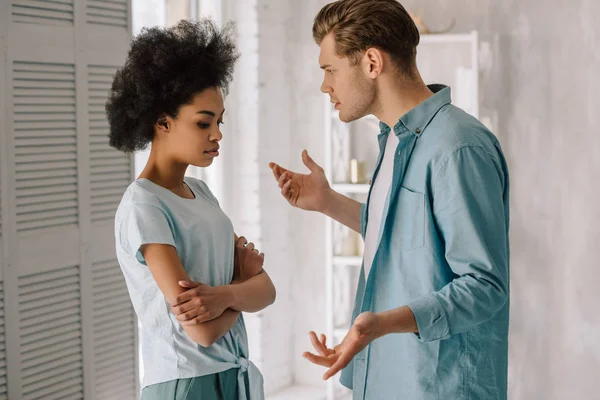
[374,78,434,129]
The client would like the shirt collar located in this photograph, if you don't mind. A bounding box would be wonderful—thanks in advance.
[379,84,452,137]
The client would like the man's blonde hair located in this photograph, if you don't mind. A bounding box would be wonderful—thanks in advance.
[313,0,420,76]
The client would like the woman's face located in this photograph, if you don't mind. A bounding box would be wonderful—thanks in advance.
[159,87,225,168]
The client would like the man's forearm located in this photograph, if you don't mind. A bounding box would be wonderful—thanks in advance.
[228,270,276,312]
[322,189,362,233]
[375,306,419,338]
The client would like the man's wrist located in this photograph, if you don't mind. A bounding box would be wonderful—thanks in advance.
[321,187,336,216]
[373,312,390,339]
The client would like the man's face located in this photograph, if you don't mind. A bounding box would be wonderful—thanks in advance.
[319,33,377,123]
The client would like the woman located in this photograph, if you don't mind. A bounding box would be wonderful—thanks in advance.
[108,20,275,400]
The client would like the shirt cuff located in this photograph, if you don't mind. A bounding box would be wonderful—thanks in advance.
[406,294,450,342]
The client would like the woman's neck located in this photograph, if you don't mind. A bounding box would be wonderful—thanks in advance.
[138,147,189,192]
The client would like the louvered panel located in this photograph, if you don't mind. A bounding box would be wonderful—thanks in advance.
[92,259,136,400]
[88,65,131,223]
[19,266,83,400]
[13,61,78,232]
[86,0,128,28]
[12,0,74,26]
[0,283,6,400]
[0,176,2,242]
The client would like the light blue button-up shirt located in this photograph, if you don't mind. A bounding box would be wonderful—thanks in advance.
[340,85,510,400]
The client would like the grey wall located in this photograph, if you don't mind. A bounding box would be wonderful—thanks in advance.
[285,0,600,397]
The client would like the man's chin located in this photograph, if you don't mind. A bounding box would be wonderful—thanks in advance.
[339,111,364,123]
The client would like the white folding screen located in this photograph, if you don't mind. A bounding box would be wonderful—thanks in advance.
[0,1,137,399]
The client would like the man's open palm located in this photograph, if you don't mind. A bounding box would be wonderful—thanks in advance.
[269,150,330,212]
[303,312,379,380]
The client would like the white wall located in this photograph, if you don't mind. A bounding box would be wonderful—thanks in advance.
[222,0,333,391]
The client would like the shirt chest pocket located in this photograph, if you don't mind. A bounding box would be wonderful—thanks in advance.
[388,187,425,251]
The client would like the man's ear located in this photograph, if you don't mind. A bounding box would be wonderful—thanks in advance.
[363,47,384,78]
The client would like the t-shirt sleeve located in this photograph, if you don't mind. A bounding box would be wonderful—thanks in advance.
[119,203,176,265]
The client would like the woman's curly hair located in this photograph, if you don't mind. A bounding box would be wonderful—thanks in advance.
[106,19,239,153]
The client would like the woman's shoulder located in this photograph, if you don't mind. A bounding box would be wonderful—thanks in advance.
[115,180,168,222]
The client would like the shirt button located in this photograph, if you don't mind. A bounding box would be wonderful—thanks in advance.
[416,128,421,134]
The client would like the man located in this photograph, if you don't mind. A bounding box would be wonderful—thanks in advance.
[269,0,510,399]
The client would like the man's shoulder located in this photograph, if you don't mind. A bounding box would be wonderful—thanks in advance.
[420,104,502,161]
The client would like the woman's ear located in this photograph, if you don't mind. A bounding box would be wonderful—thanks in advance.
[156,115,170,133]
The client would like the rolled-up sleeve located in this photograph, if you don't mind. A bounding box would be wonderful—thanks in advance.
[407,145,509,342]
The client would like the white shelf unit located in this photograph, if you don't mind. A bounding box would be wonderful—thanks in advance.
[323,31,480,400]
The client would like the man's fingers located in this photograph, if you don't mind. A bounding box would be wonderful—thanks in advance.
[281,180,292,198]
[302,149,320,173]
[323,352,353,380]
[271,165,281,180]
[309,331,329,356]
[278,171,289,189]
[269,163,286,180]
[302,351,338,368]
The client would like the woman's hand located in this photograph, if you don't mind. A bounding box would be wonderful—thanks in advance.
[170,282,233,325]
[233,235,265,282]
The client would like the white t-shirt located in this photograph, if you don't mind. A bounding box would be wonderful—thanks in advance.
[363,133,398,279]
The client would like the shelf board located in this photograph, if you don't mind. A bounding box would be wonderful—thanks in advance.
[419,32,476,45]
[332,256,362,266]
[331,183,370,194]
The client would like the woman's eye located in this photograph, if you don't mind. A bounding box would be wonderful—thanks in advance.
[217,120,224,126]
[198,122,210,129]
